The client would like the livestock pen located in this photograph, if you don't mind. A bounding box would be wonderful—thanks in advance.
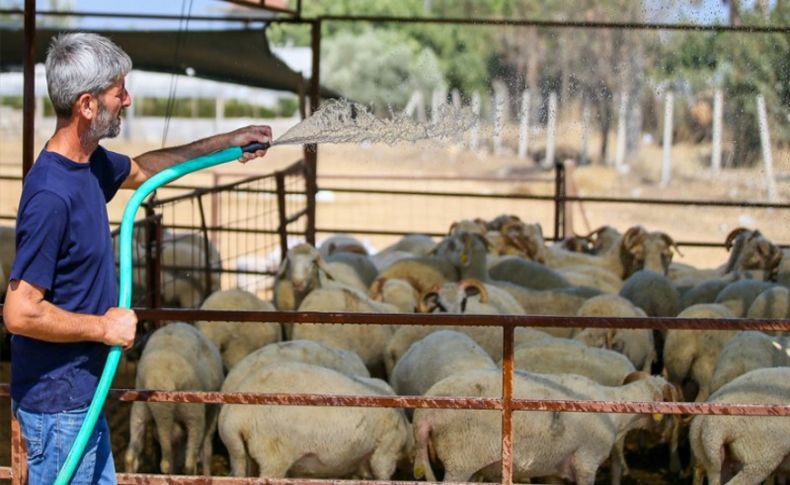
[1,3,790,484]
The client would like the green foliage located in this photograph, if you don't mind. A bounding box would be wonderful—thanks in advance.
[320,29,444,111]
[652,3,790,166]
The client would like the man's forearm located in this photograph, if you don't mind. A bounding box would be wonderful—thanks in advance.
[133,132,233,177]
[5,298,107,344]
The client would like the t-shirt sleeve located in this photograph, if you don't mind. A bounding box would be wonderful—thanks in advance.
[91,146,131,202]
[9,191,69,291]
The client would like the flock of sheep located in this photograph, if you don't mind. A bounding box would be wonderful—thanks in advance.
[1,218,789,484]
[112,214,790,485]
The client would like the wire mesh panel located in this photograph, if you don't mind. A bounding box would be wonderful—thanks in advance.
[111,160,309,309]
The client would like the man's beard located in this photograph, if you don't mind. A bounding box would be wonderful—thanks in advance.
[87,99,122,142]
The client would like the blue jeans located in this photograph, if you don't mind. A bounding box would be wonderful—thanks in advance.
[13,402,116,484]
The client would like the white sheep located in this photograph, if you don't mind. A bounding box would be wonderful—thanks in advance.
[390,330,495,397]
[124,322,224,475]
[368,277,419,313]
[663,304,738,402]
[195,288,282,370]
[222,339,370,392]
[708,331,790,394]
[747,285,790,319]
[218,362,412,478]
[412,368,676,484]
[318,234,370,258]
[690,367,790,485]
[573,294,657,372]
[507,342,636,387]
[291,286,397,369]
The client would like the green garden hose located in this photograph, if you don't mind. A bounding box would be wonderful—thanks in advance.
[55,142,268,484]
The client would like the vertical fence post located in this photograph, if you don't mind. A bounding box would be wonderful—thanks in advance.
[196,194,213,301]
[11,410,27,485]
[144,207,163,310]
[276,171,289,263]
[542,92,558,169]
[470,91,481,152]
[22,0,35,178]
[554,161,567,242]
[518,89,531,160]
[711,89,723,173]
[660,91,674,187]
[756,95,778,202]
[305,19,322,246]
[615,92,628,173]
[501,323,515,485]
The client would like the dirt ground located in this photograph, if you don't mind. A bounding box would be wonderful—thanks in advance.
[0,122,788,482]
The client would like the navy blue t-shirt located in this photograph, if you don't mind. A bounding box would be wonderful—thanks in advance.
[10,146,130,413]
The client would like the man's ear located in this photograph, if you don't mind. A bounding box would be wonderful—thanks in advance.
[76,92,96,120]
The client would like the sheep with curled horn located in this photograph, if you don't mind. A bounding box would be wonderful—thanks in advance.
[670,227,783,287]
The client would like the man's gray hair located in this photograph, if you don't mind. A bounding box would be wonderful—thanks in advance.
[45,32,132,118]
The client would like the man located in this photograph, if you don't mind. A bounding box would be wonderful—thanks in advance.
[2,32,271,483]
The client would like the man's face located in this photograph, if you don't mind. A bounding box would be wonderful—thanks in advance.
[89,78,131,141]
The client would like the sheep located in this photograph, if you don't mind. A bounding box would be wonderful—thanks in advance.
[572,294,656,372]
[326,252,379,287]
[218,362,412,478]
[159,231,222,307]
[318,234,369,258]
[690,367,790,485]
[506,223,678,279]
[368,277,419,313]
[412,368,676,484]
[195,288,281,370]
[671,227,783,287]
[619,270,681,318]
[369,234,438,271]
[708,331,790,394]
[124,322,224,475]
[418,279,524,316]
[374,257,459,295]
[429,231,589,318]
[273,243,367,311]
[507,342,637,387]
[662,304,738,402]
[487,256,572,290]
[448,218,488,236]
[747,285,790,319]
[222,339,370,392]
[390,330,496,397]
[291,286,398,369]
[714,279,775,317]
[679,278,730,310]
[385,323,574,378]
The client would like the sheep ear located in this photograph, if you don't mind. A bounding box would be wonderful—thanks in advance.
[448,221,459,235]
[315,256,335,280]
[275,258,289,279]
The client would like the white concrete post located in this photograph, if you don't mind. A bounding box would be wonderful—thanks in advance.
[580,97,590,165]
[711,89,723,173]
[660,91,674,187]
[542,91,558,169]
[431,87,446,124]
[214,93,225,132]
[615,91,628,173]
[451,88,462,110]
[756,95,778,202]
[470,91,481,152]
[493,87,506,155]
[518,89,531,160]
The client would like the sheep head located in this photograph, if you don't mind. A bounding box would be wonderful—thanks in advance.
[278,243,333,293]
[448,218,488,236]
[486,213,522,231]
[432,232,490,279]
[417,280,488,314]
[724,228,782,280]
[500,221,547,263]
[620,226,677,278]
